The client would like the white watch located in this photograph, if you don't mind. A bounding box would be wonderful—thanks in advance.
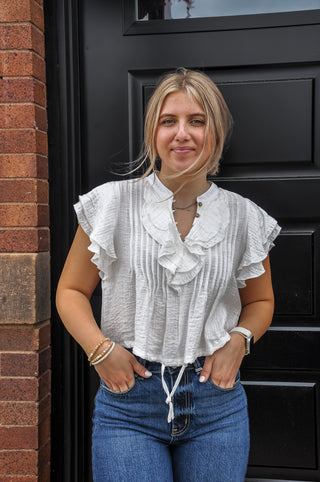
[229,327,254,355]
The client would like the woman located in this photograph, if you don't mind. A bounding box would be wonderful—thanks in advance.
[56,68,280,482]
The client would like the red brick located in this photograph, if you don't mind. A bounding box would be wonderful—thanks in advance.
[0,78,46,107]
[30,0,44,31]
[0,450,37,475]
[0,24,30,50]
[0,129,47,156]
[0,322,50,352]
[0,401,38,425]
[0,1,44,32]
[0,353,38,377]
[0,179,48,203]
[0,25,45,57]
[38,416,50,447]
[0,476,38,482]
[39,371,50,401]
[38,325,51,352]
[0,348,50,377]
[0,394,50,426]
[39,463,50,482]
[0,377,38,401]
[0,2,30,23]
[30,25,45,58]
[0,180,48,203]
[0,52,46,82]
[0,370,50,402]
[0,228,50,252]
[0,104,47,130]
[0,154,48,179]
[39,440,50,471]
[38,394,51,423]
[0,104,32,129]
[39,350,51,377]
[0,204,49,227]
[0,426,38,450]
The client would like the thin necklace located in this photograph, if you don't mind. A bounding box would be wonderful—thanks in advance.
[174,200,197,210]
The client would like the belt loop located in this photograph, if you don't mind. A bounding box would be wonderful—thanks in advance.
[138,356,147,368]
[193,357,203,373]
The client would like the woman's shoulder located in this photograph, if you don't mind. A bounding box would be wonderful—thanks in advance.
[81,177,146,204]
[217,186,279,236]
[216,187,275,226]
[217,186,252,211]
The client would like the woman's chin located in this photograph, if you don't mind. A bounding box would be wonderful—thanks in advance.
[161,163,203,177]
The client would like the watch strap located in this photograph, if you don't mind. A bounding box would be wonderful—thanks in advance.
[229,327,252,339]
[229,327,253,355]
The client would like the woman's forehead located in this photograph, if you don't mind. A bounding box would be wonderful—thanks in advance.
[160,91,205,113]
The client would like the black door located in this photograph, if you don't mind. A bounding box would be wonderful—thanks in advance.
[46,2,320,480]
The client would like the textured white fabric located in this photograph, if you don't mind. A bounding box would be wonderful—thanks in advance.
[74,173,281,366]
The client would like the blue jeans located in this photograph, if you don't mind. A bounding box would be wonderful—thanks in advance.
[92,356,249,482]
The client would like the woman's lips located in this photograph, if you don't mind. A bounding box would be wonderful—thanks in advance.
[172,147,194,154]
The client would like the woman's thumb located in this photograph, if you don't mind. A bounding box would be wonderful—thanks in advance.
[132,359,152,378]
[199,356,213,383]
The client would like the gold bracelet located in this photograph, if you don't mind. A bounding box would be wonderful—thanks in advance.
[88,338,110,362]
[91,342,116,366]
[90,342,113,366]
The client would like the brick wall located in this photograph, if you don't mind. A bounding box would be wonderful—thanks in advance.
[0,1,51,480]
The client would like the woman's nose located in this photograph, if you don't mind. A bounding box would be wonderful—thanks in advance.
[175,121,190,140]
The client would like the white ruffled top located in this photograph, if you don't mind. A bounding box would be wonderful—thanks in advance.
[74,173,281,367]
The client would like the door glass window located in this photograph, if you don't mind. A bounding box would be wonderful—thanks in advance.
[137,0,320,20]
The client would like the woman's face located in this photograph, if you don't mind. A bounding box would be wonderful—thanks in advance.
[155,91,213,176]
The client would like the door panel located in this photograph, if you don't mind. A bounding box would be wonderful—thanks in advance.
[244,329,320,370]
[48,1,320,480]
[246,381,317,469]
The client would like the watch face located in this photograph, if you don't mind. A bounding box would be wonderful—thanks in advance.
[248,335,254,355]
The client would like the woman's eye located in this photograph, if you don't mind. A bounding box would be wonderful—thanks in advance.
[191,119,205,125]
[161,119,175,125]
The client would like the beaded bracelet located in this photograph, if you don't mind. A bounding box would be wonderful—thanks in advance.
[90,341,113,365]
[88,338,110,362]
[91,341,116,366]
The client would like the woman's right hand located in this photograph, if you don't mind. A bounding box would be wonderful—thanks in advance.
[93,344,152,392]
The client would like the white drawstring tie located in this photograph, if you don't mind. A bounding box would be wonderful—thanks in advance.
[161,363,187,423]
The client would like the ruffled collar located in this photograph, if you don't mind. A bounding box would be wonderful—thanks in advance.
[141,173,229,289]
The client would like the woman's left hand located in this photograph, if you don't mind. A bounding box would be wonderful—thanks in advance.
[199,333,246,388]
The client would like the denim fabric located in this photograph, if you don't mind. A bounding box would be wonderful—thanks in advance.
[92,356,249,482]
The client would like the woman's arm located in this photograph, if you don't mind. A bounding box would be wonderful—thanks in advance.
[199,255,274,387]
[237,254,274,342]
[56,225,151,391]
[56,225,103,353]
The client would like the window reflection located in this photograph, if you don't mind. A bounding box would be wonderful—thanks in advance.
[137,0,320,21]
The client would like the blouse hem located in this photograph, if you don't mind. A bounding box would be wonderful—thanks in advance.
[121,334,231,367]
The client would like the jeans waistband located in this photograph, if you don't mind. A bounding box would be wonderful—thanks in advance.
[133,352,205,374]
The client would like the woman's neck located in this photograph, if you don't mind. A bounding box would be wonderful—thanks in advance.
[157,171,211,204]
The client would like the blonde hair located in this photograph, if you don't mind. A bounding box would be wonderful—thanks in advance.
[136,68,232,179]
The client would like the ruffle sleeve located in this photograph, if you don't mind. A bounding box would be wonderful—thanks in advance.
[74,183,119,281]
[236,199,281,288]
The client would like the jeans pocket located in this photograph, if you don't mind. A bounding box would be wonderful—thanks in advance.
[207,372,240,392]
[100,377,136,397]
